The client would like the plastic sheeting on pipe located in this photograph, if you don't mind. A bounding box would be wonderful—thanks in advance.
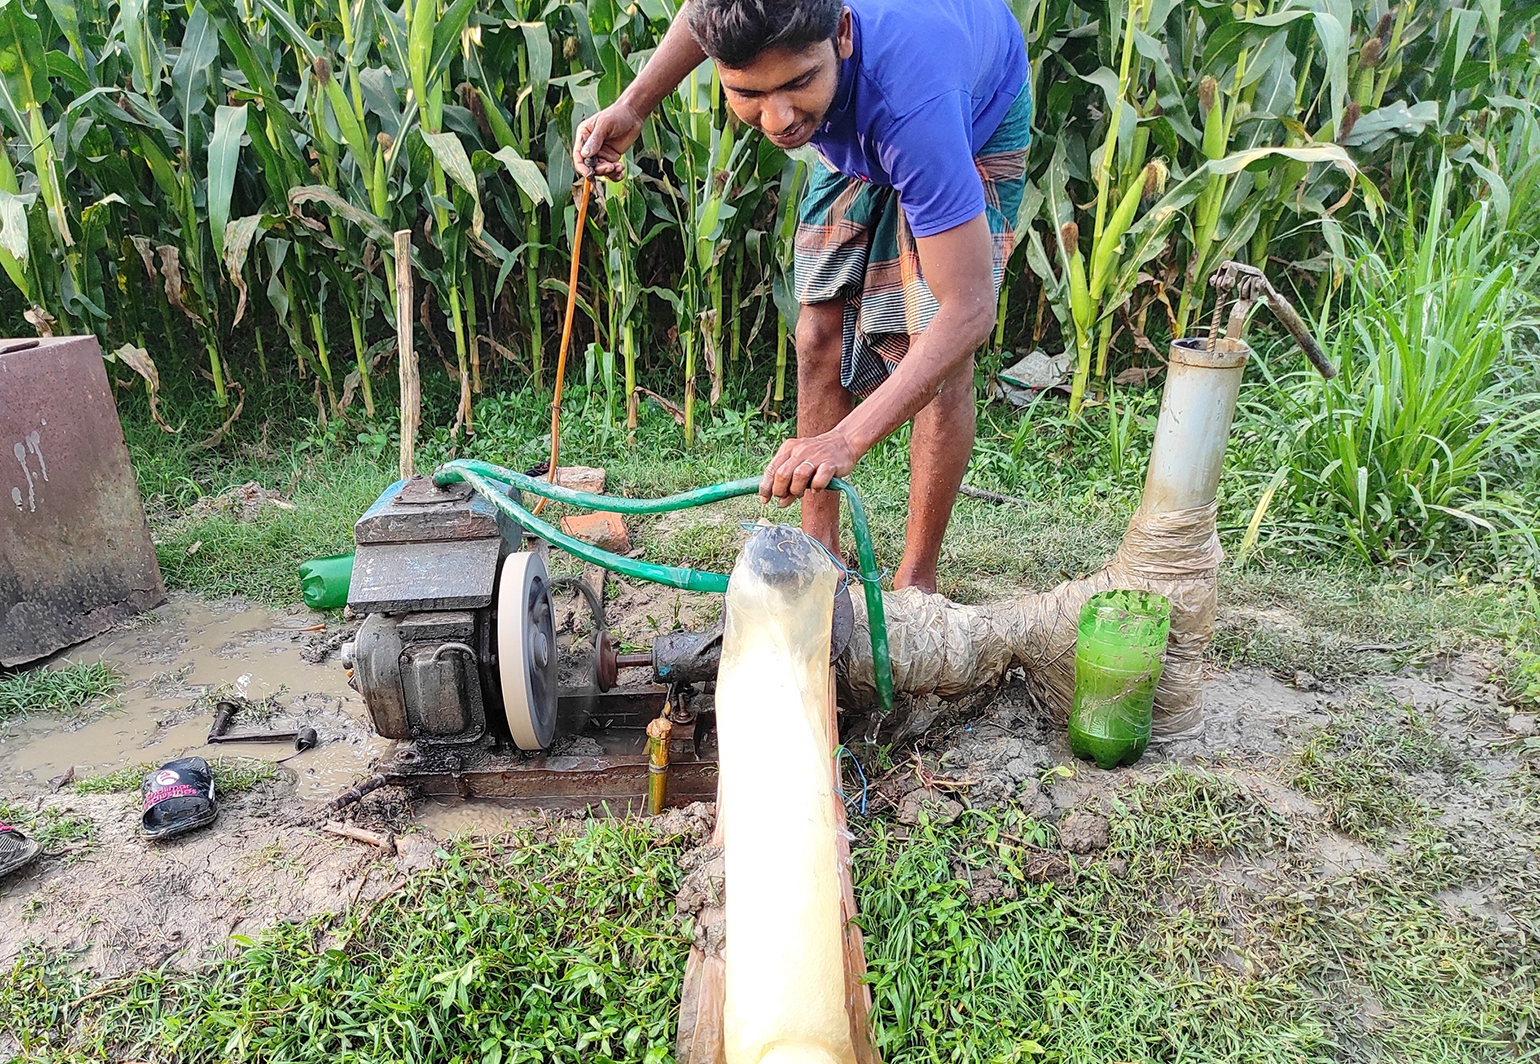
[716,527,858,1064]
[837,500,1221,739]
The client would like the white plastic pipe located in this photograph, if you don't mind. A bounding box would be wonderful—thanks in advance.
[716,527,856,1064]
[1140,337,1250,514]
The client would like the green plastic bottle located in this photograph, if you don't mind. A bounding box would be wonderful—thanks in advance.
[1067,589,1171,770]
[299,553,355,611]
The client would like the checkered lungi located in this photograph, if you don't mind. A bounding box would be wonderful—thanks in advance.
[793,85,1033,397]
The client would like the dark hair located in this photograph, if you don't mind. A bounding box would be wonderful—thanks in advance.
[685,0,843,68]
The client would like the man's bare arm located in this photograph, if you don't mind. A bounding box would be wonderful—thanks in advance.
[574,8,707,177]
[760,213,997,503]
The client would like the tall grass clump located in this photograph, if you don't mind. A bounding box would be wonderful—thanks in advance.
[1244,161,1540,566]
[0,661,120,722]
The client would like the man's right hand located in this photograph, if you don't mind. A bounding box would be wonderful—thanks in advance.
[574,101,645,179]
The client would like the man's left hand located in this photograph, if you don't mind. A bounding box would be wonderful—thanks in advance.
[759,430,858,506]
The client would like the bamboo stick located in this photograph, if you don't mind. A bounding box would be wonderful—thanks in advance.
[394,229,419,479]
[322,820,397,853]
[828,669,880,1064]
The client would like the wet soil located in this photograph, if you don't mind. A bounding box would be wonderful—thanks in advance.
[869,654,1537,922]
[0,594,405,973]
[0,587,722,975]
[3,587,1534,985]
[0,594,388,801]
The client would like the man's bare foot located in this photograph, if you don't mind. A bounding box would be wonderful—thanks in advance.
[892,563,939,595]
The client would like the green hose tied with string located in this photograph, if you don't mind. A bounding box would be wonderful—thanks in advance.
[433,458,895,716]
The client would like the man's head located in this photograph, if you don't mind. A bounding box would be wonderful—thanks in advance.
[685,0,853,150]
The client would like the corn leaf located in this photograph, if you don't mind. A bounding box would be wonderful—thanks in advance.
[207,103,247,260]
[0,185,28,256]
[422,130,484,236]
[171,3,219,146]
[119,0,164,96]
[288,184,394,244]
[488,145,551,206]
[222,213,272,327]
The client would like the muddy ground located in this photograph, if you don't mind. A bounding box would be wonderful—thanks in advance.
[2,589,1536,985]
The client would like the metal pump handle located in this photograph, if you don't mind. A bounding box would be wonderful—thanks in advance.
[1207,261,1338,380]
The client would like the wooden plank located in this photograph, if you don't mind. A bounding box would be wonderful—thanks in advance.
[393,229,419,479]
[676,793,727,1064]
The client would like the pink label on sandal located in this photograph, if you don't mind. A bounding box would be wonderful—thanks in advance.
[143,784,201,810]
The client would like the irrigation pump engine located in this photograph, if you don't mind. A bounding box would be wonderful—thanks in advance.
[339,475,852,810]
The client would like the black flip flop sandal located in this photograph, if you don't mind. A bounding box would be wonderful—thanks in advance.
[0,823,42,879]
[141,757,218,840]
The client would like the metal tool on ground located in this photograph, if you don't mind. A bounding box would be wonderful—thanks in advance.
[207,701,320,751]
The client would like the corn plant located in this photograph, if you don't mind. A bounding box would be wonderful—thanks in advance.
[0,0,1533,442]
[1019,0,1398,415]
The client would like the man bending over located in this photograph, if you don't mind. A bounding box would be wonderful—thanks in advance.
[576,0,1031,593]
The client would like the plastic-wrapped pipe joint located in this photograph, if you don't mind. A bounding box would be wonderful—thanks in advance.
[716,526,856,1064]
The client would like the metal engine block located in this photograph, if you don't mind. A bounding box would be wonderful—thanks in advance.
[341,475,716,809]
[344,475,528,747]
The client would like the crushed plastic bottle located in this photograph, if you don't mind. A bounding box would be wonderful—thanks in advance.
[299,553,354,611]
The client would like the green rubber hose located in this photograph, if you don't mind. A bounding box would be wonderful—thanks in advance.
[433,458,895,716]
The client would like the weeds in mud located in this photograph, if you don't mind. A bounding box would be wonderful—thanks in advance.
[858,762,1535,1062]
[209,758,282,797]
[72,757,277,798]
[0,663,120,723]
[0,804,95,854]
[1289,699,1470,844]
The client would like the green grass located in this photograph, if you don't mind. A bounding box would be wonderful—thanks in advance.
[1291,710,1444,845]
[3,820,690,1062]
[6,762,1534,1062]
[147,448,396,606]
[1233,170,1540,569]
[0,803,95,853]
[862,766,1536,1062]
[71,757,279,798]
[0,663,120,724]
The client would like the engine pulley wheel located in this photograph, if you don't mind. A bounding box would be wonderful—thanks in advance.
[496,551,558,750]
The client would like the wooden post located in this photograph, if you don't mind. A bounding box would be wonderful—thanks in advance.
[394,229,419,479]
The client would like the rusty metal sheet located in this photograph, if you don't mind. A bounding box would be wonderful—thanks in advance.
[1,336,166,666]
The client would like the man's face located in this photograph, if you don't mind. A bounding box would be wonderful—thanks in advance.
[716,9,854,150]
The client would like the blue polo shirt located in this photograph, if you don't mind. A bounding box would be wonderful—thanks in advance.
[809,0,1029,238]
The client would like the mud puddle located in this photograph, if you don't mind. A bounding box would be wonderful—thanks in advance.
[415,796,543,838]
[0,593,389,800]
[0,588,695,975]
